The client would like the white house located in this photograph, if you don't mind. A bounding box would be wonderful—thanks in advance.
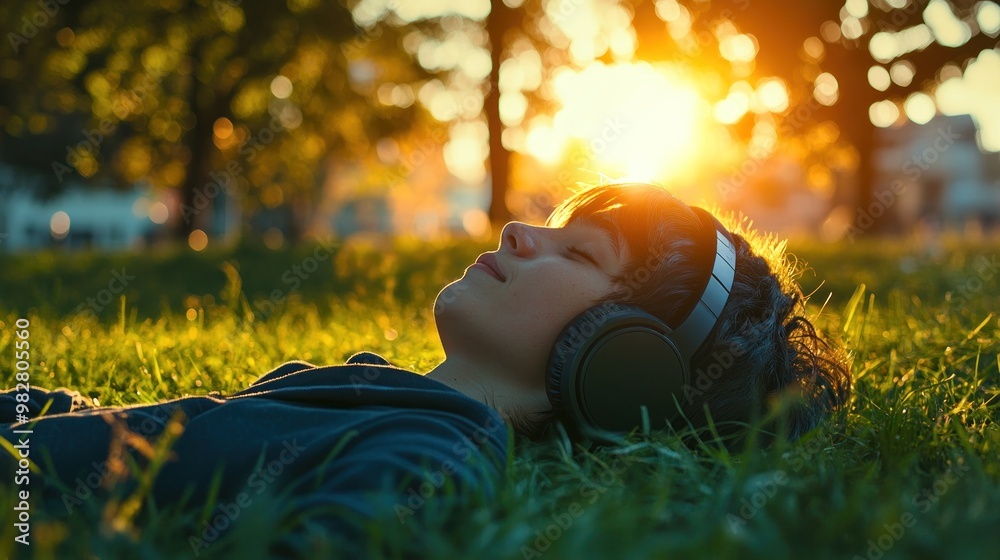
[0,166,170,251]
[873,113,1000,231]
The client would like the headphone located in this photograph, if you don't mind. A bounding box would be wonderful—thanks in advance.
[544,207,737,437]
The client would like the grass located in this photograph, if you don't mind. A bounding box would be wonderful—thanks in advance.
[1,232,998,559]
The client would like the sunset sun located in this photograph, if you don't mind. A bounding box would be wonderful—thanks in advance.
[525,61,708,184]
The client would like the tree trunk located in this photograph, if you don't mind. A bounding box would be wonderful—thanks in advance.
[175,120,215,241]
[486,0,513,230]
[853,124,878,232]
[174,70,234,242]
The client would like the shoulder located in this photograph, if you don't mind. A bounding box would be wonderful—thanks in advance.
[344,351,391,366]
[245,351,387,387]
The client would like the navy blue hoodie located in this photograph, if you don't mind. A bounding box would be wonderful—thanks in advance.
[1,351,509,552]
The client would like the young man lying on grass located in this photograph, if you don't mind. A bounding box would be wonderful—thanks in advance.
[1,182,851,554]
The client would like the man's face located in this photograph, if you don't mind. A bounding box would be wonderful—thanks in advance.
[433,216,629,391]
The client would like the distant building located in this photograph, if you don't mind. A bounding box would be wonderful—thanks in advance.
[714,155,833,237]
[0,166,169,251]
[311,139,491,241]
[873,113,1000,232]
[717,113,1000,239]
[330,196,392,238]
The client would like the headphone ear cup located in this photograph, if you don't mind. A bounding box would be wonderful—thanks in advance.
[545,302,646,415]
[547,301,691,434]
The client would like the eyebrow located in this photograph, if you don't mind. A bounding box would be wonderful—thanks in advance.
[572,215,623,264]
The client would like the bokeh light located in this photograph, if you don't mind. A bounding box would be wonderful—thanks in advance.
[903,92,937,124]
[889,60,915,87]
[149,202,169,224]
[923,0,972,48]
[461,208,491,240]
[50,211,70,240]
[188,229,208,251]
[868,66,891,91]
[978,1,1000,35]
[756,78,789,113]
[132,197,150,218]
[869,100,900,127]
[263,227,284,249]
[270,75,293,99]
[814,72,839,106]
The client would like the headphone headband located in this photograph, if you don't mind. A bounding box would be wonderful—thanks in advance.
[669,207,736,360]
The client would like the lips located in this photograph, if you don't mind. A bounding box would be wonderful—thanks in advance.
[475,252,506,281]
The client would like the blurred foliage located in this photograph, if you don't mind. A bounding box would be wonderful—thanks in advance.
[0,0,428,236]
[685,0,998,211]
[352,0,1000,225]
[1,0,997,240]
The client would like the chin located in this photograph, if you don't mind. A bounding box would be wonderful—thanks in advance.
[433,278,472,316]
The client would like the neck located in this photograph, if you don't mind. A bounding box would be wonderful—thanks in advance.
[424,354,550,426]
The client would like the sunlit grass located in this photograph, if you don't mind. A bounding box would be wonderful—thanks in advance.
[1,234,998,559]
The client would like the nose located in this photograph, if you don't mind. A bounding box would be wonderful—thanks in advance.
[500,221,539,258]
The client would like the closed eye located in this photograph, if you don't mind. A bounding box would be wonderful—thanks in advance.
[567,246,598,266]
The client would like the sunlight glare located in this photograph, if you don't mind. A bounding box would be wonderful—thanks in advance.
[531,62,705,182]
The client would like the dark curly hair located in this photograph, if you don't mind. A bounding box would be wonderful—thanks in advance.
[508,182,852,448]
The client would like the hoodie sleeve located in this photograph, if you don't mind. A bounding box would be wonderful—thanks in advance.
[281,410,507,553]
[245,360,318,388]
[0,386,92,425]
[247,352,387,388]
[344,351,391,366]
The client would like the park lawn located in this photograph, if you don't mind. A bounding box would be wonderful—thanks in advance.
[1,233,998,559]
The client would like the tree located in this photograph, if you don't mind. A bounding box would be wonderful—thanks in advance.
[478,0,1000,232]
[1,0,424,241]
[676,0,999,230]
[486,0,518,226]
